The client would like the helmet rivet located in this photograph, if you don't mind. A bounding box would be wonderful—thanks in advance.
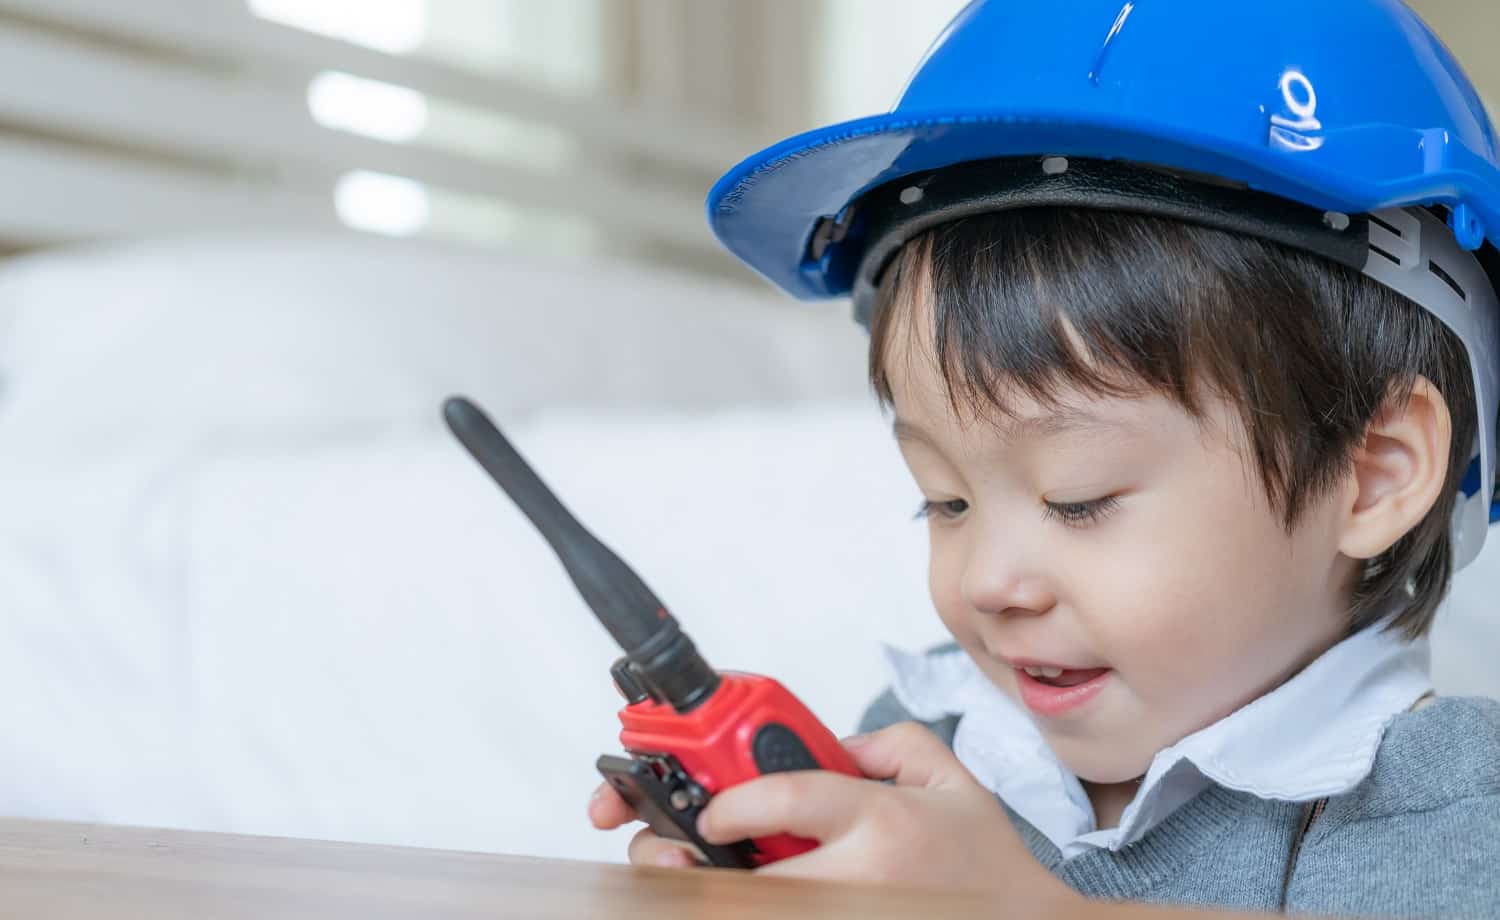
[1042,156,1070,176]
[899,186,924,205]
[1323,211,1351,231]
[1449,203,1485,251]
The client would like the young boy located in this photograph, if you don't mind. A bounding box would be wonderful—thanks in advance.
[591,1,1500,914]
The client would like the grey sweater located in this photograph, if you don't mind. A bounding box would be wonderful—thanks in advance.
[860,690,1500,917]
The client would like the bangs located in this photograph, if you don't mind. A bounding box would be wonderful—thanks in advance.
[871,209,1241,424]
[869,208,1407,529]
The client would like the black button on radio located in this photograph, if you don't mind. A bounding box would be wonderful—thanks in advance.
[752,723,820,774]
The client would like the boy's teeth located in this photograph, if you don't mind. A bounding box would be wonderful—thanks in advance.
[1023,666,1064,679]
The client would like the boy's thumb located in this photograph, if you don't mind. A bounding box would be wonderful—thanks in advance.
[841,722,971,790]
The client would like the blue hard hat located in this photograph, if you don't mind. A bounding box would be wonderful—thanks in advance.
[706,0,1500,568]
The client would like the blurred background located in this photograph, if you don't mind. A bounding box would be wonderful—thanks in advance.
[0,0,1491,279]
[0,0,1495,869]
[0,0,979,280]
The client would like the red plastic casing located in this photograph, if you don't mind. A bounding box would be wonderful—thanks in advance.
[617,671,860,865]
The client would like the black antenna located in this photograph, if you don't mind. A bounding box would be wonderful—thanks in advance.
[443,396,718,711]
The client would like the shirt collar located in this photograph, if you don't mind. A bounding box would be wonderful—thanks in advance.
[882,625,1432,860]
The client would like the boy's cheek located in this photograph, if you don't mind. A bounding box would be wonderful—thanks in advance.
[927,551,971,629]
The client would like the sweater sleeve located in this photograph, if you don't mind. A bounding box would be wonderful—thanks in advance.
[1284,791,1500,918]
[1284,696,1500,918]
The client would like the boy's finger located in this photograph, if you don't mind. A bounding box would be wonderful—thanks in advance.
[587,782,637,829]
[843,722,971,790]
[754,842,854,881]
[697,771,870,845]
[627,827,700,868]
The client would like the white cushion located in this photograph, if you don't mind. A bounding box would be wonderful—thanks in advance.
[0,230,868,452]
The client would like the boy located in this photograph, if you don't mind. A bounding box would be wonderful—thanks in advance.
[592,1,1500,914]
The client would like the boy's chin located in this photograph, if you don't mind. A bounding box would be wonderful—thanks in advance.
[1046,734,1156,786]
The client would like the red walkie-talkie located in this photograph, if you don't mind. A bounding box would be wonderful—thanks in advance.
[444,397,860,868]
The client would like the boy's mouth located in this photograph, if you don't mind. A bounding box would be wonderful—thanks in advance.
[1018,666,1110,688]
[1007,661,1114,717]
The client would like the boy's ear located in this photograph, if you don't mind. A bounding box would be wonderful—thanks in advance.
[1338,376,1453,560]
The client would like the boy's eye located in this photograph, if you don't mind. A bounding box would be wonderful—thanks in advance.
[914,498,969,521]
[1042,496,1121,527]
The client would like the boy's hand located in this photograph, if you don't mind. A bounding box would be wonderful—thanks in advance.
[590,723,1075,898]
[698,723,1070,894]
[587,779,703,868]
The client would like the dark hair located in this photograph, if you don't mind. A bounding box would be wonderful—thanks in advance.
[867,208,1477,639]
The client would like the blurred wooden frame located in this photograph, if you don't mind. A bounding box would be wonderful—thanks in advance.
[0,0,790,263]
[0,0,1487,272]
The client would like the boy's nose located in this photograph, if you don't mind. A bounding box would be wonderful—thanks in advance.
[960,555,1056,617]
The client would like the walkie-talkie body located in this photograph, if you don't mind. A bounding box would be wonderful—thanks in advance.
[443,397,859,868]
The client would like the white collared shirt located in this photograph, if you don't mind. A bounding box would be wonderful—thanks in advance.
[882,625,1433,860]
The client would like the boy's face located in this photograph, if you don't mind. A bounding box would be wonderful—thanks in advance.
[884,298,1359,784]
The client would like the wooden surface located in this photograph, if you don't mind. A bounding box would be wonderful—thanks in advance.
[0,818,1267,919]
